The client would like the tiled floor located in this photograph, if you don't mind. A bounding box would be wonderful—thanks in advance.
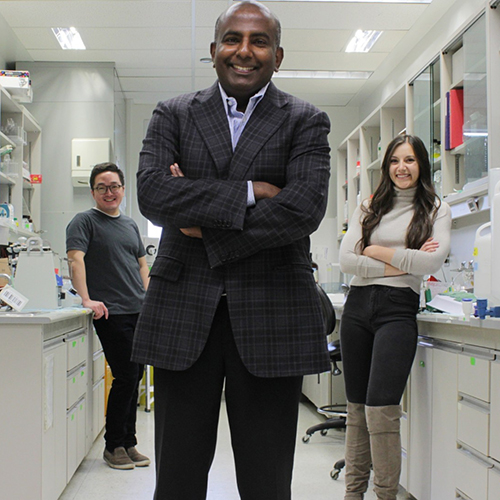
[60,398,408,499]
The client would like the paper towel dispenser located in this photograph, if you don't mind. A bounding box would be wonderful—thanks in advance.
[72,138,111,187]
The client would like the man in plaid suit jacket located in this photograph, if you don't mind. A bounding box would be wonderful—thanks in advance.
[133,1,331,498]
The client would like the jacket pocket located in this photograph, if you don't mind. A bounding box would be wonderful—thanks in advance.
[149,256,184,282]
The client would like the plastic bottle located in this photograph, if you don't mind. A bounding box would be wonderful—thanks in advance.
[473,222,491,301]
[491,180,500,305]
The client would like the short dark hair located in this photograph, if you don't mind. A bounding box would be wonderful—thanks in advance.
[90,162,125,189]
[214,0,281,48]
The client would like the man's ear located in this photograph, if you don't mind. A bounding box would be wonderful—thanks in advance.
[275,47,284,72]
[210,42,216,64]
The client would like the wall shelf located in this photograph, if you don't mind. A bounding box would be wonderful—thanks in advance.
[0,83,41,241]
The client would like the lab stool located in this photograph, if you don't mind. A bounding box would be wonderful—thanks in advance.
[302,339,347,480]
[138,364,154,412]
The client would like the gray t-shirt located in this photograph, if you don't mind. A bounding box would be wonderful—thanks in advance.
[66,208,146,315]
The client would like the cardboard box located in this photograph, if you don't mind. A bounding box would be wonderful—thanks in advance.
[0,258,11,287]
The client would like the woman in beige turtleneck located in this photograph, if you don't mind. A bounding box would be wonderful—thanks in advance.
[339,135,451,500]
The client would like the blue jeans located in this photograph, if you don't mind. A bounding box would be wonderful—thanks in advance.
[340,285,419,407]
[94,313,144,451]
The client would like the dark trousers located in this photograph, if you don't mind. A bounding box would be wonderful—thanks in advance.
[154,297,303,500]
[340,285,420,407]
[94,313,144,451]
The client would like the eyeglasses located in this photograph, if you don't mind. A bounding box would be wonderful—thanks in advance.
[93,184,123,194]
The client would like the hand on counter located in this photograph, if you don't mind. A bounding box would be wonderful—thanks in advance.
[82,298,108,320]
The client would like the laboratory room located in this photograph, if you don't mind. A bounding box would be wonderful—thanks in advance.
[0,0,499,499]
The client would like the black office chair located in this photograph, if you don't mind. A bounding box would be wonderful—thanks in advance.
[302,285,347,480]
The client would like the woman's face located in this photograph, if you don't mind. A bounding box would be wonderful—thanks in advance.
[389,142,420,190]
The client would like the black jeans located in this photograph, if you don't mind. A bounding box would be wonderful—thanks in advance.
[94,313,144,451]
[340,285,419,407]
[153,297,303,500]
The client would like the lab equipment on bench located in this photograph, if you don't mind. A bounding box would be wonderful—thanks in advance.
[13,236,61,310]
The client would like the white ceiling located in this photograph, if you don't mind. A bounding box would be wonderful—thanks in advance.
[0,0,457,107]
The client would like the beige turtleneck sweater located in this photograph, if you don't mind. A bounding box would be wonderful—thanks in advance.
[339,187,452,294]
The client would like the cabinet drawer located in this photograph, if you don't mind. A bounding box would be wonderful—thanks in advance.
[490,363,500,462]
[458,400,490,456]
[456,447,490,500]
[66,397,87,483]
[67,364,87,409]
[93,329,102,353]
[489,466,500,500]
[458,355,490,402]
[67,333,87,371]
[92,352,105,384]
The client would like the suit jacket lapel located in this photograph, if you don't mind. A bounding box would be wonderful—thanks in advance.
[190,83,233,179]
[229,82,289,181]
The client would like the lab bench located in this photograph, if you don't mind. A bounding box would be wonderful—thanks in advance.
[0,307,105,500]
[405,312,500,500]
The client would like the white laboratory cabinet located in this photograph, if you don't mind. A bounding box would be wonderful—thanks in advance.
[302,305,345,410]
[405,316,500,500]
[0,308,103,500]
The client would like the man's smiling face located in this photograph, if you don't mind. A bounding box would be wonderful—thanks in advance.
[210,3,283,109]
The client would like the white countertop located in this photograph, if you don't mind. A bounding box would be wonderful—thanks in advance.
[0,306,92,324]
[328,293,500,331]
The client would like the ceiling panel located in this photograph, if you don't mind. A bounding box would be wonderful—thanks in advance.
[281,52,388,72]
[269,2,428,30]
[0,1,193,28]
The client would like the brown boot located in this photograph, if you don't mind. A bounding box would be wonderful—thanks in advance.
[366,405,402,500]
[344,402,371,500]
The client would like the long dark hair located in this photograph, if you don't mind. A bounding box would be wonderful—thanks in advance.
[358,134,440,252]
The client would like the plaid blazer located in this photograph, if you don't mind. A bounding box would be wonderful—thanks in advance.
[132,81,331,377]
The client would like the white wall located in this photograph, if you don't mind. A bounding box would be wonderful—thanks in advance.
[126,100,156,233]
[20,62,115,260]
[311,105,360,283]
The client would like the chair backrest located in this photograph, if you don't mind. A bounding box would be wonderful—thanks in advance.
[316,283,336,335]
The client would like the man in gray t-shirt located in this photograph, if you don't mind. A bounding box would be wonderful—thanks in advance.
[66,162,150,470]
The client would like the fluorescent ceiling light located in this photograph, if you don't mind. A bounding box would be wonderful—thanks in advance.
[274,70,372,79]
[51,27,86,50]
[256,0,431,3]
[346,30,383,53]
[464,132,488,137]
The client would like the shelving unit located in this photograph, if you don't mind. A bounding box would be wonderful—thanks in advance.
[336,85,406,237]
[336,7,499,235]
[0,85,41,241]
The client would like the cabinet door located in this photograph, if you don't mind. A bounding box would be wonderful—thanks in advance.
[489,467,500,500]
[302,372,331,409]
[408,345,433,500]
[42,340,67,500]
[490,361,500,462]
[431,349,458,500]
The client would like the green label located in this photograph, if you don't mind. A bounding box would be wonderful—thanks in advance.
[420,360,425,368]
[470,357,476,366]
[72,341,77,348]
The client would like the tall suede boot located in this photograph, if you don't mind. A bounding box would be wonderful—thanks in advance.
[365,405,402,500]
[344,402,371,500]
